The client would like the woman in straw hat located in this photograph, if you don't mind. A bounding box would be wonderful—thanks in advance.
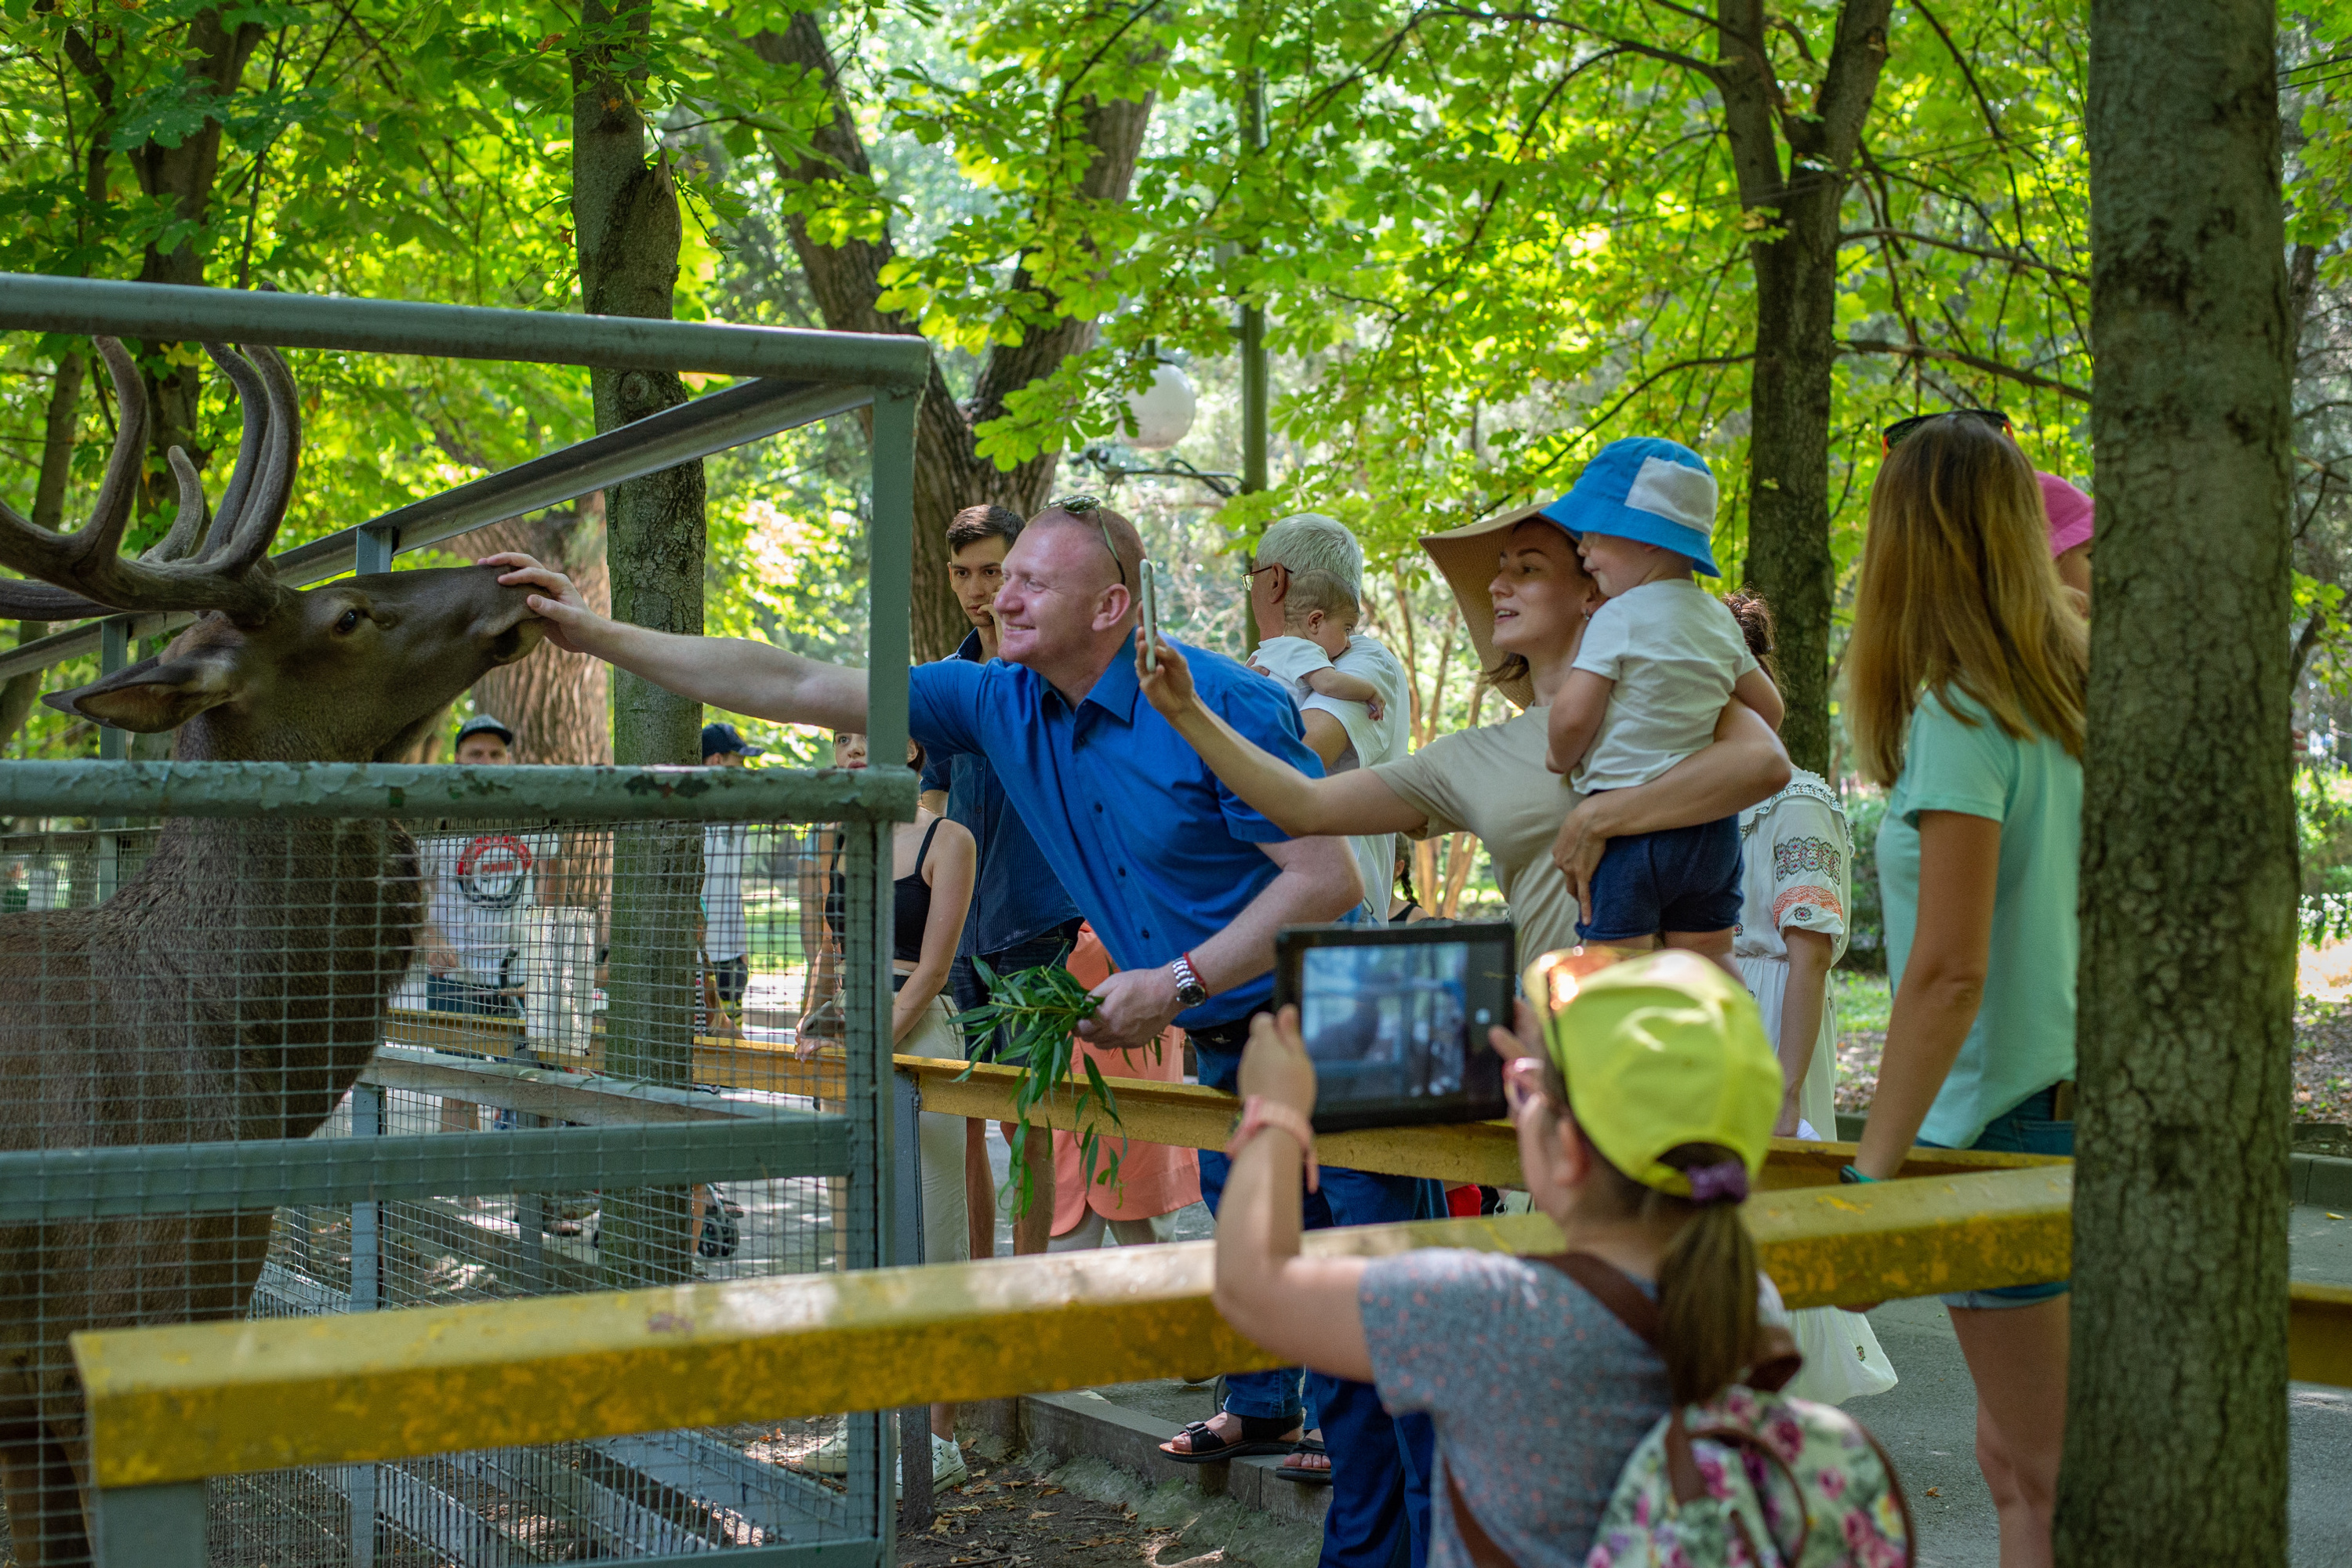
[1134,503,1788,958]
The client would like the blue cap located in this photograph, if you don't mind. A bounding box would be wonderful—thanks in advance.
[456,713,514,746]
[701,721,764,759]
[1538,437,1722,576]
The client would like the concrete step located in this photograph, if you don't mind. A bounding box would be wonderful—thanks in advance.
[967,1385,1330,1530]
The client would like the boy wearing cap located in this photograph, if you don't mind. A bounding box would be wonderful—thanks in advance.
[701,721,765,1011]
[1540,439,1783,969]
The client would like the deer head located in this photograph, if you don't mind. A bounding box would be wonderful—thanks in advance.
[2,337,546,763]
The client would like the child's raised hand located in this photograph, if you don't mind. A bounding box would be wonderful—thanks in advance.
[1136,631,1198,716]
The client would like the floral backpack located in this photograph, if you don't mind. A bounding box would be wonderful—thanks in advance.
[1444,1254,1914,1568]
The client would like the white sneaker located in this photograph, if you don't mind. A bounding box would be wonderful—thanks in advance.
[805,1431,849,1476]
[807,1430,966,1490]
[893,1434,968,1499]
[930,1432,969,1490]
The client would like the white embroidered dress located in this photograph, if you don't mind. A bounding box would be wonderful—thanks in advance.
[1734,771,1850,1138]
[1737,770,1896,1403]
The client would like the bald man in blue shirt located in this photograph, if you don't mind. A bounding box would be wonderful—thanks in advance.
[492,504,1360,1047]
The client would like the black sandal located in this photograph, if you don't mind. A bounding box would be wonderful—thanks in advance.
[1158,1414,1301,1465]
[1276,1435,1332,1486]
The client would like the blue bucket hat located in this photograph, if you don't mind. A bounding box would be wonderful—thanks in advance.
[1539,437,1722,576]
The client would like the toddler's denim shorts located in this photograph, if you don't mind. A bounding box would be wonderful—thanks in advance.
[1576,810,1743,943]
[1919,1083,2074,1310]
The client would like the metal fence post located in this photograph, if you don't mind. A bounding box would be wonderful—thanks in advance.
[347,1080,386,1567]
[92,1480,208,1568]
[843,819,895,1549]
[354,524,396,576]
[893,1071,933,1528]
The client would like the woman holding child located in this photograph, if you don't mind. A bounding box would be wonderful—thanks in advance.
[1135,438,1790,962]
[1846,412,2085,1566]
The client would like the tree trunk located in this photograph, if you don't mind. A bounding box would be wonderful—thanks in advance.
[2058,4,2294,1560]
[753,13,1157,662]
[469,504,614,767]
[1715,0,1892,775]
[127,12,264,502]
[573,0,702,1287]
[2,351,96,752]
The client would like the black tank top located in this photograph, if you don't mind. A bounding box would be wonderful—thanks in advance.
[827,818,945,964]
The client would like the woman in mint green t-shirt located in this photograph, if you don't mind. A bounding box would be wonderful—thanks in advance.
[1845,413,2088,1568]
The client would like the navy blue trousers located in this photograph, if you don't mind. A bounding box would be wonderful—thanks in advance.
[1196,1043,1439,1568]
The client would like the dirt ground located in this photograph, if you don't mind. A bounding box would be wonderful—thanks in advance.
[894,1450,1312,1568]
[1831,994,2352,1127]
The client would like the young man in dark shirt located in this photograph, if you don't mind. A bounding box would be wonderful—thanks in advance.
[919,505,1083,1256]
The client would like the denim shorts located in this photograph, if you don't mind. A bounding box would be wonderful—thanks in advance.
[1921,1084,2074,1310]
[1577,811,1744,942]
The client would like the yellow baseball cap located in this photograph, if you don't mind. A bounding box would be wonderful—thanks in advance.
[1523,949,1782,1196]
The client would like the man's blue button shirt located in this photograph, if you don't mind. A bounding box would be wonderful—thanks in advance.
[909,632,1325,1029]
[919,630,1081,957]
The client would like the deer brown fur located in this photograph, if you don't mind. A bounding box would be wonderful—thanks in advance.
[0,338,545,1565]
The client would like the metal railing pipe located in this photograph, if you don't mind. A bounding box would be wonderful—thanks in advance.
[0,274,932,387]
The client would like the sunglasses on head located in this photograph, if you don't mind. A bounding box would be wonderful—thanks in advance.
[1881,408,2013,452]
[1050,494,1126,588]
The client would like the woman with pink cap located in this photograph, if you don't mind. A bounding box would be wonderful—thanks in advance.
[2039,471,2095,601]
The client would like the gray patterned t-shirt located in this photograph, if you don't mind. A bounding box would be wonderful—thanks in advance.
[1360,1249,1670,1568]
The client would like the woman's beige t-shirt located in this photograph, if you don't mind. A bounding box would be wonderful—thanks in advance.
[1370,707,1582,958]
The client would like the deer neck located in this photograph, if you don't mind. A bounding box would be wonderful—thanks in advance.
[127,735,425,1141]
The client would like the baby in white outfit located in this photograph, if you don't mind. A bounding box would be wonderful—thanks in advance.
[1247,568,1385,719]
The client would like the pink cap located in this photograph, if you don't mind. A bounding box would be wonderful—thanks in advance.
[2038,472,2094,557]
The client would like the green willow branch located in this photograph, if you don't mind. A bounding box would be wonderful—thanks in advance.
[954,956,1142,1218]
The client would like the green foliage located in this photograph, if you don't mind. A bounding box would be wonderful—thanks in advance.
[1839,789,1889,975]
[952,954,1131,1217]
[2299,765,2352,944]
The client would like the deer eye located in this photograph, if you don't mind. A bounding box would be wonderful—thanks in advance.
[335,608,364,634]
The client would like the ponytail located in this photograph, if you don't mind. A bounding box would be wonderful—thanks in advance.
[1561,1101,1763,1408]
[1653,1145,1762,1407]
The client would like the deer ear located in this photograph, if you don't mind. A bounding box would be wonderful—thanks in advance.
[45,653,238,733]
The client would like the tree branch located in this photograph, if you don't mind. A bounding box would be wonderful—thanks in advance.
[1841,227,2089,284]
[1909,0,2008,148]
[1842,338,2089,401]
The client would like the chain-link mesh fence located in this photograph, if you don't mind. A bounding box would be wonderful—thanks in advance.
[0,771,903,1568]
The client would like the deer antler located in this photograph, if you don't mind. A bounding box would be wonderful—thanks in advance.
[0,336,297,627]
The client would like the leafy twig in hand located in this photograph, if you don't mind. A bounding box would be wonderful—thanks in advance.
[954,956,1134,1216]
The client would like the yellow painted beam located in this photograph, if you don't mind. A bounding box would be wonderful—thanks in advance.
[80,1167,2088,1488]
[2290,1281,2352,1388]
[380,1014,2061,1188]
[898,1054,2063,1189]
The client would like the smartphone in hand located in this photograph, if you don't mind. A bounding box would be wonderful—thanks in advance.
[1139,557,1160,671]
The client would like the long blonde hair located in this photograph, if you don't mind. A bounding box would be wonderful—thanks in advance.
[1846,419,2088,786]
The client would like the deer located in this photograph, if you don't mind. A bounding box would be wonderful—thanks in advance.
[0,336,547,1566]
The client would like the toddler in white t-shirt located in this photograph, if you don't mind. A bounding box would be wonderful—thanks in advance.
[1247,568,1385,720]
[1538,439,1781,970]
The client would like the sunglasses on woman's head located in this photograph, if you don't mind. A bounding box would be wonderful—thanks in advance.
[1049,494,1127,588]
[1881,408,2013,452]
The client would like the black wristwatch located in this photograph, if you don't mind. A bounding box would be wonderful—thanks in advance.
[1169,953,1209,1009]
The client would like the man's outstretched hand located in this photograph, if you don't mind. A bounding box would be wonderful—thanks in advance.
[1134,631,1197,719]
[485,552,604,656]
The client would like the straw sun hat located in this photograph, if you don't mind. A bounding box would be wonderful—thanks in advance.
[1417,499,1556,711]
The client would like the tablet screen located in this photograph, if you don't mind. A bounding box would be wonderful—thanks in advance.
[1299,939,1485,1108]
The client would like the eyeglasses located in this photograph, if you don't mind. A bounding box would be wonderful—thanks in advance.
[1881,408,2013,452]
[1051,494,1126,588]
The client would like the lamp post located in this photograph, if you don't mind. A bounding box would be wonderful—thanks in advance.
[1239,64,1269,652]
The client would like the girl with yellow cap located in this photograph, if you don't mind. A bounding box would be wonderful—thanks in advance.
[1210,949,1791,1567]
